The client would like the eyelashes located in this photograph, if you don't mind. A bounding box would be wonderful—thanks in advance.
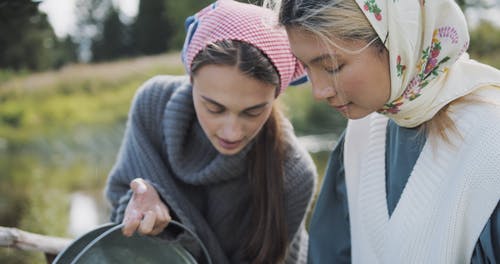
[206,105,224,114]
[302,62,344,75]
[324,64,344,74]
[205,105,263,117]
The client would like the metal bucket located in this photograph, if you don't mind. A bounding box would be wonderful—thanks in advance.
[52,220,212,264]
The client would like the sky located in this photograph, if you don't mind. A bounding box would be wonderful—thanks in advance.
[39,0,139,38]
[39,0,500,38]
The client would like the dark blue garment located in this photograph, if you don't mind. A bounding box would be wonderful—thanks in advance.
[308,131,351,264]
[385,120,426,216]
[307,120,500,264]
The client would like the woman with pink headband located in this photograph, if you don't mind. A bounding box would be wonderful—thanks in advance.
[105,1,316,263]
[267,0,500,263]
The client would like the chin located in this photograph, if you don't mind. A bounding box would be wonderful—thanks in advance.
[212,141,246,155]
[343,110,372,120]
[216,147,243,156]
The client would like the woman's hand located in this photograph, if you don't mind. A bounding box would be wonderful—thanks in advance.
[122,178,171,237]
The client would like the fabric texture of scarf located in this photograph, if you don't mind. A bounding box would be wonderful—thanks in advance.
[355,0,500,127]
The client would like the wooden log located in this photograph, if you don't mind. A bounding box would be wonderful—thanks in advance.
[0,226,72,254]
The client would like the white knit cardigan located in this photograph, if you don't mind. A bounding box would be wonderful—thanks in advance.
[344,87,500,264]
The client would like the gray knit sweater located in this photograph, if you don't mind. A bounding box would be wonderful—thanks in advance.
[105,75,317,263]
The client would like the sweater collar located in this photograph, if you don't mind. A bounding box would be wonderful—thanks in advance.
[162,80,251,185]
[356,112,469,259]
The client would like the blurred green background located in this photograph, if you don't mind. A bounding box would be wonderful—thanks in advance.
[1,0,499,263]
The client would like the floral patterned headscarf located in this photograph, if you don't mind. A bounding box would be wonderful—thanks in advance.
[355,0,500,127]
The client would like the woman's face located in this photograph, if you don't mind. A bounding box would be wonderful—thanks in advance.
[287,28,391,119]
[192,64,276,155]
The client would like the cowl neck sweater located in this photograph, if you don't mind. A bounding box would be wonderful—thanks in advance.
[106,75,316,263]
[162,81,251,185]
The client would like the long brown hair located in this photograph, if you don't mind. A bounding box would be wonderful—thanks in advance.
[191,39,288,263]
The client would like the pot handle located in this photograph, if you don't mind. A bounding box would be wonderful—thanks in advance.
[70,220,212,264]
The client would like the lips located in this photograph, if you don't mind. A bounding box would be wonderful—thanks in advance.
[332,102,352,111]
[218,137,242,150]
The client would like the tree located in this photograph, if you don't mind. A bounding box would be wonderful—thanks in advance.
[131,0,173,55]
[164,0,213,50]
[468,21,500,68]
[91,7,133,61]
[0,0,66,71]
[455,0,495,9]
[74,0,112,61]
[52,36,79,69]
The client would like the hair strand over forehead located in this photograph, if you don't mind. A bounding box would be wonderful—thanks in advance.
[190,39,281,96]
[266,0,384,53]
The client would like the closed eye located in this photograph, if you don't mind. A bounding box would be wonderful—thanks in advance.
[325,64,344,74]
[206,103,225,114]
[201,96,225,114]
[241,102,268,118]
[243,108,264,117]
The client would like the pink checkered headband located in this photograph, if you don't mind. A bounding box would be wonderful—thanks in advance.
[181,0,307,94]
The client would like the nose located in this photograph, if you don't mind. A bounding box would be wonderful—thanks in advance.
[312,85,336,101]
[220,115,243,141]
[308,71,336,101]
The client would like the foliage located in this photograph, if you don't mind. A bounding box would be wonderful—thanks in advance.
[0,53,183,263]
[164,0,214,49]
[75,0,131,62]
[0,0,77,71]
[2,0,499,72]
[280,84,347,136]
[91,7,135,61]
[131,0,174,55]
[455,0,495,9]
[0,54,183,142]
[468,21,500,68]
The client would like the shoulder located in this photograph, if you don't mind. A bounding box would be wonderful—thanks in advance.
[130,75,189,117]
[132,75,190,107]
[127,75,190,139]
[445,87,500,182]
[452,87,500,138]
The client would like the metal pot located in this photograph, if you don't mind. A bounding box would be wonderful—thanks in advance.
[52,220,211,264]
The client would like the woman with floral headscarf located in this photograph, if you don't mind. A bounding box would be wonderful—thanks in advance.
[105,1,316,263]
[265,0,500,263]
